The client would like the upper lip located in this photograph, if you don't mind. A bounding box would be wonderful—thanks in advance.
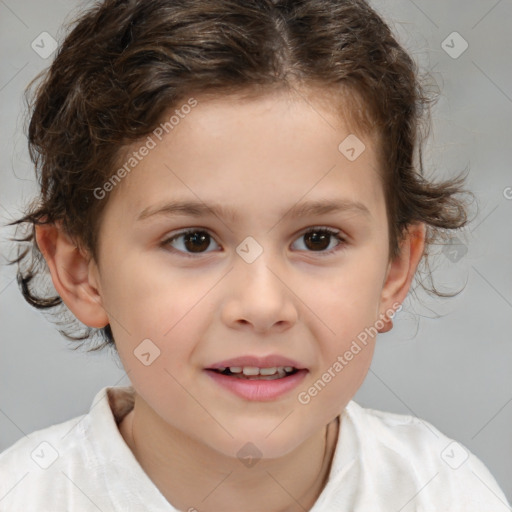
[206,355,307,370]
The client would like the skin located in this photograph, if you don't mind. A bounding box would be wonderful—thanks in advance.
[36,87,425,511]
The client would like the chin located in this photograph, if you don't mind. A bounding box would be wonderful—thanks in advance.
[211,420,316,461]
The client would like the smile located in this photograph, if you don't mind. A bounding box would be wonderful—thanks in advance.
[212,366,298,380]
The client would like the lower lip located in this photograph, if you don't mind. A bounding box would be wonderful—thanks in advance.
[205,369,308,401]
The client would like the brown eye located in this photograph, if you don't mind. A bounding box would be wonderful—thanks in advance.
[303,230,331,251]
[162,229,220,255]
[182,231,211,252]
[162,226,346,258]
[292,227,346,255]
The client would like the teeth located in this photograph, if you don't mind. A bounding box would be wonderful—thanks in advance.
[242,367,260,376]
[226,366,295,376]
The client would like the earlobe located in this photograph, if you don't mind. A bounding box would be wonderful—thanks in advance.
[378,222,426,326]
[35,222,109,328]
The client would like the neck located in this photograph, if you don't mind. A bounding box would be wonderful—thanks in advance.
[119,394,339,512]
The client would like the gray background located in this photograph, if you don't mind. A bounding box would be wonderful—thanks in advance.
[1,0,511,505]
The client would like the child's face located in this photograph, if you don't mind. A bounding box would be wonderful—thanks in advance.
[87,89,409,458]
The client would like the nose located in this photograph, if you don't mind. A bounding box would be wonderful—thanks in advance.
[220,251,299,334]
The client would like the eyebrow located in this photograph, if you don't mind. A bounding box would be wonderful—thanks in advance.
[137,198,372,223]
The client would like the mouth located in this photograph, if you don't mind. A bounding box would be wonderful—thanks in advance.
[206,366,300,380]
[204,355,308,401]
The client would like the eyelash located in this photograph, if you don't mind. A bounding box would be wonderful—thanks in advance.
[160,226,347,259]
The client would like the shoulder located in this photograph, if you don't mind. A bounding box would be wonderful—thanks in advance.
[346,401,478,465]
[0,386,172,512]
[325,401,510,511]
[0,412,89,507]
[0,409,89,465]
[346,400,452,455]
[0,387,116,511]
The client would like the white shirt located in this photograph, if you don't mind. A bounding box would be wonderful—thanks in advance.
[0,386,509,511]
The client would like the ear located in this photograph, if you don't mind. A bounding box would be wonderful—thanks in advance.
[35,222,109,328]
[378,222,426,330]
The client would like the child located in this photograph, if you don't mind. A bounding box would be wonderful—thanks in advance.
[1,0,509,510]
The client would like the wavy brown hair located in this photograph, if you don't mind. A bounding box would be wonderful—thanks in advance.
[5,0,472,352]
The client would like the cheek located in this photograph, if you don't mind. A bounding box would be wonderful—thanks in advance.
[100,250,214,337]
[298,253,384,405]
[100,257,219,396]
[307,255,386,343]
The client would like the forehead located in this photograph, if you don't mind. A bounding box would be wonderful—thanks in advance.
[103,89,385,227]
